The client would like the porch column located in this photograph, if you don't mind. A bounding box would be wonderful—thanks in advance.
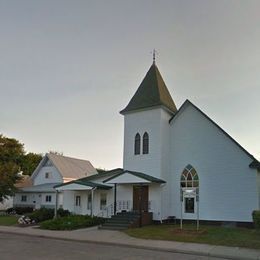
[114,183,117,215]
[91,187,96,217]
[54,190,58,218]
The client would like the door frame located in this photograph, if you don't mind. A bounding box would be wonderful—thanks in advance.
[74,194,82,214]
[133,185,149,212]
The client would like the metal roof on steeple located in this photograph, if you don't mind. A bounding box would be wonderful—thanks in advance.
[120,62,177,115]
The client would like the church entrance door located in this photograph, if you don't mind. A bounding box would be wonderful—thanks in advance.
[133,185,148,212]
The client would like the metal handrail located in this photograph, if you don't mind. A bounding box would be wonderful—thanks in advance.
[96,200,132,218]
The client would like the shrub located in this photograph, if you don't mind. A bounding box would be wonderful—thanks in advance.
[40,215,105,230]
[27,208,54,223]
[57,208,70,217]
[252,210,260,229]
[26,208,71,223]
[6,207,34,215]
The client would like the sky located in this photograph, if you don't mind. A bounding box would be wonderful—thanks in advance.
[0,0,259,169]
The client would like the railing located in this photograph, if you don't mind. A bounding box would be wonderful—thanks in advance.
[97,200,132,218]
[117,200,131,212]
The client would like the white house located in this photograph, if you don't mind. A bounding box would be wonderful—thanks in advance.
[55,61,259,224]
[14,153,97,209]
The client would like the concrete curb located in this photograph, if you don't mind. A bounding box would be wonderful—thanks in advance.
[0,228,260,260]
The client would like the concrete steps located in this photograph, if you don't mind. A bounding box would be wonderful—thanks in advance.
[99,212,140,230]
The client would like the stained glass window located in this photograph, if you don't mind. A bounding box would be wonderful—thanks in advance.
[180,165,199,188]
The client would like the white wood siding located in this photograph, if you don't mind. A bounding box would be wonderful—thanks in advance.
[169,104,258,222]
[123,108,172,179]
[33,165,63,185]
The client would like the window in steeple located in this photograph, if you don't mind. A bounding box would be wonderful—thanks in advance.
[143,132,149,154]
[134,133,141,155]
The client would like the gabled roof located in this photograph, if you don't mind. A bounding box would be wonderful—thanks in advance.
[54,168,123,190]
[103,170,166,184]
[15,175,32,188]
[31,153,98,180]
[169,100,260,170]
[120,63,177,115]
[54,180,112,190]
[78,168,123,182]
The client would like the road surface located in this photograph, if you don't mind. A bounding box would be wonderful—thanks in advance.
[0,233,227,260]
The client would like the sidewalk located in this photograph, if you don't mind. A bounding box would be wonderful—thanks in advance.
[0,225,260,260]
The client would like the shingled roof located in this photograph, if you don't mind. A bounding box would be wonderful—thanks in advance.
[31,153,98,180]
[120,63,177,114]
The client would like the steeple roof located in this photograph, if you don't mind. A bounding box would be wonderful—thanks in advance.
[120,63,177,114]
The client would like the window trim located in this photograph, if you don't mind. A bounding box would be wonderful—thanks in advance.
[45,195,52,202]
[75,195,81,207]
[21,195,27,202]
[87,193,92,210]
[45,172,52,179]
[100,193,107,210]
[142,132,149,154]
[134,133,141,155]
[180,165,199,188]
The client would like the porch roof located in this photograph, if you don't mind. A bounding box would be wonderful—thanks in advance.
[17,183,59,193]
[103,170,166,184]
[54,180,112,191]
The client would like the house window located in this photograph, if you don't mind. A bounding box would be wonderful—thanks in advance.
[45,195,52,202]
[87,193,92,210]
[75,195,81,207]
[100,193,107,210]
[45,172,52,179]
[143,132,149,154]
[134,133,141,155]
[21,195,27,202]
[180,164,199,188]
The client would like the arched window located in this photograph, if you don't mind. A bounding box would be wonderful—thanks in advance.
[143,132,149,154]
[180,164,199,188]
[134,133,141,155]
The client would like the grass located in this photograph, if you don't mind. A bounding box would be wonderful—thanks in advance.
[0,215,18,226]
[125,224,260,249]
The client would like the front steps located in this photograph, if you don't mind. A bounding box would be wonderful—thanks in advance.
[99,211,140,230]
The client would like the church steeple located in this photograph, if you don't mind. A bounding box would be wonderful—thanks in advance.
[120,63,177,115]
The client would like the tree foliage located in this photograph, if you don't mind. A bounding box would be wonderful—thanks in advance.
[0,134,24,202]
[0,134,43,202]
[20,152,43,176]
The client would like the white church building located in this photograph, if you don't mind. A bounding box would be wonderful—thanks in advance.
[16,61,259,225]
[54,61,260,224]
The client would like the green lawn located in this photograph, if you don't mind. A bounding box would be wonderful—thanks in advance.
[0,215,18,226]
[125,224,260,249]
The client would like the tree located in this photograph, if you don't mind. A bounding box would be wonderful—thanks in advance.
[0,134,24,202]
[20,152,43,176]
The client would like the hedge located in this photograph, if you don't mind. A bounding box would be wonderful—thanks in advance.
[252,210,260,229]
[27,208,70,223]
[6,207,34,215]
[40,215,105,230]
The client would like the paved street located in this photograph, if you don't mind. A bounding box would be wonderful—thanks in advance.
[0,233,226,260]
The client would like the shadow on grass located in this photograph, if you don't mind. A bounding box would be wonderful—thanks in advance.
[124,224,260,249]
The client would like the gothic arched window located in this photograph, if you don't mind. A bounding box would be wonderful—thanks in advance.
[143,132,149,154]
[180,164,199,188]
[134,133,141,155]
